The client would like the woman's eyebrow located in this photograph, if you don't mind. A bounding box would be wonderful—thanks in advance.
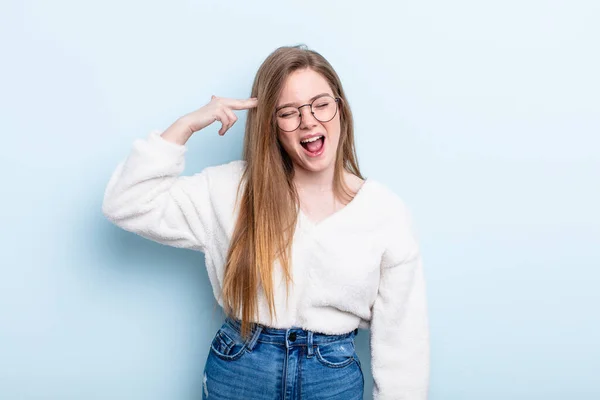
[276,93,331,111]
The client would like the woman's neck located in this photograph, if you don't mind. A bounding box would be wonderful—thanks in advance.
[292,164,335,192]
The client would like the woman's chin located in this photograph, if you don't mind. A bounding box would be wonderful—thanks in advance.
[295,153,333,173]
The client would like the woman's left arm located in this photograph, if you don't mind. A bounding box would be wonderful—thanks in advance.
[369,200,431,400]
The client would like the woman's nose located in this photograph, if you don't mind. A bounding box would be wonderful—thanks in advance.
[298,105,319,129]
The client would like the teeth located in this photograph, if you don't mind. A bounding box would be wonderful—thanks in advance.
[301,135,323,144]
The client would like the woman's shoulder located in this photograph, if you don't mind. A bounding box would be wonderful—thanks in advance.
[364,179,420,263]
[362,177,410,215]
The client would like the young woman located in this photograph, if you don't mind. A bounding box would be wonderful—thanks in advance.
[102,45,430,400]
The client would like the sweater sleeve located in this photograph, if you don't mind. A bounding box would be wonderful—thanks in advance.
[101,130,237,253]
[369,200,430,400]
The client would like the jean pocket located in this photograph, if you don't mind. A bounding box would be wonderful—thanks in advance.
[209,324,249,361]
[315,338,357,368]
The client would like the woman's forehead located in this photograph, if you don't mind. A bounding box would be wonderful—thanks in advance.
[278,69,332,104]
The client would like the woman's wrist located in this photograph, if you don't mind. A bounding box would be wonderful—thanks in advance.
[160,117,194,146]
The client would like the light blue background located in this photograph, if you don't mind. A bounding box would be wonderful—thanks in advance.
[1,0,598,399]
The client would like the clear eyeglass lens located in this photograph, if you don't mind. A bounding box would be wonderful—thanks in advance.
[276,95,337,131]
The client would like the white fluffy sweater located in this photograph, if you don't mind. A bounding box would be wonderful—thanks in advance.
[101,130,430,399]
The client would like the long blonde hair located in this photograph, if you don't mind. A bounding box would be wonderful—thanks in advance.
[218,44,364,339]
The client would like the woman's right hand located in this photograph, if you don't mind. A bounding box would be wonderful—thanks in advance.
[183,95,259,136]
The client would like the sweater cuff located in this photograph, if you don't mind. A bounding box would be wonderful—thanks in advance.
[146,129,188,157]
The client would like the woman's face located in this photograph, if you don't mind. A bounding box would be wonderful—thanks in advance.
[275,68,341,175]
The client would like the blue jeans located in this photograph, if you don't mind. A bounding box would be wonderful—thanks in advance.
[202,316,364,399]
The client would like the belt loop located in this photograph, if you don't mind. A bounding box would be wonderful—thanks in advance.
[245,323,263,352]
[307,330,314,357]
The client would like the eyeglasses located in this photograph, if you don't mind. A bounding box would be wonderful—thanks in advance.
[275,94,340,132]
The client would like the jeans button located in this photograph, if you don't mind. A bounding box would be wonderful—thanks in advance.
[288,332,297,341]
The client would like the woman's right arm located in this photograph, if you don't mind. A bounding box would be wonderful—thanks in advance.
[101,96,258,252]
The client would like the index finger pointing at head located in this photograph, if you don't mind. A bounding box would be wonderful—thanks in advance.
[224,97,259,110]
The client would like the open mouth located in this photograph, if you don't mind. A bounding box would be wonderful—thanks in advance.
[300,135,325,156]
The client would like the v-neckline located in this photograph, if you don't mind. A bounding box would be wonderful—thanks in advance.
[297,178,371,230]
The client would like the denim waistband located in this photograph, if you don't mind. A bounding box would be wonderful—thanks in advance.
[224,315,358,347]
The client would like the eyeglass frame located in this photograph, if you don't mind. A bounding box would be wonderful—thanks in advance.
[274,94,341,132]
